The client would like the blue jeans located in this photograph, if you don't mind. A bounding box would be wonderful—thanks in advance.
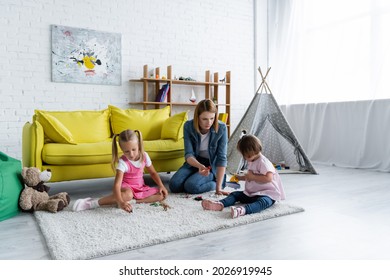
[169,165,216,194]
[220,191,275,215]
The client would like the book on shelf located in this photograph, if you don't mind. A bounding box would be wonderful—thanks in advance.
[161,84,169,102]
[156,83,170,102]
[218,113,228,123]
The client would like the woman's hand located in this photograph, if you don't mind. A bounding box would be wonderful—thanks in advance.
[198,165,211,176]
[118,201,132,213]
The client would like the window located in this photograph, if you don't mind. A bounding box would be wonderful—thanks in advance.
[268,0,390,104]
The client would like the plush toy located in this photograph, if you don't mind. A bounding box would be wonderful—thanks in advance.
[19,167,70,213]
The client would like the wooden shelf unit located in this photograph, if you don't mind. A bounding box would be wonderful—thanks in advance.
[129,65,231,135]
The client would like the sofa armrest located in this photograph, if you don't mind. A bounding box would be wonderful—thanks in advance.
[22,121,44,169]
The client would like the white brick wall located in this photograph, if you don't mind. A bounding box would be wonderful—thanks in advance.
[0,0,256,160]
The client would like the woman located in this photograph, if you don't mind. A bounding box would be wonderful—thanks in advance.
[169,99,229,195]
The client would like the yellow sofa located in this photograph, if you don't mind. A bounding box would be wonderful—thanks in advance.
[22,105,187,182]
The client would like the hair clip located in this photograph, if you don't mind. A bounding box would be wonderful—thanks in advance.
[240,130,247,139]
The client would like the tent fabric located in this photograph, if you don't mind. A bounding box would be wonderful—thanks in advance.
[227,68,317,175]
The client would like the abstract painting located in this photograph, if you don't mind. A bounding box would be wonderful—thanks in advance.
[51,25,121,85]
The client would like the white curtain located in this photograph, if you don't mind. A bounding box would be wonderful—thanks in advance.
[269,0,390,104]
[280,100,390,172]
[266,0,390,171]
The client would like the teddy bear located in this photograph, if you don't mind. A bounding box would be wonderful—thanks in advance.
[19,167,70,213]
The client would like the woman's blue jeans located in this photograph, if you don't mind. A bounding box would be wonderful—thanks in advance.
[169,165,215,194]
[220,191,275,215]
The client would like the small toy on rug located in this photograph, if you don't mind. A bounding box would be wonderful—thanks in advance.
[193,195,203,201]
[150,200,171,211]
[19,167,70,213]
[160,200,171,211]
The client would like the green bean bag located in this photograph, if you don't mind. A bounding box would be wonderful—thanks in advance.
[0,152,23,221]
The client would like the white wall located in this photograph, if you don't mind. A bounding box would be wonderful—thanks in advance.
[0,0,256,159]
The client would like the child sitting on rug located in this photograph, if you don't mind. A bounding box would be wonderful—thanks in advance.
[73,129,168,213]
[201,131,285,218]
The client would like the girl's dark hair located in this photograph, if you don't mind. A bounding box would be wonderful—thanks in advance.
[111,129,144,172]
[193,99,219,133]
[236,131,262,158]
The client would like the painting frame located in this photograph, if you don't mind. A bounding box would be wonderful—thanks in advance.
[51,25,122,86]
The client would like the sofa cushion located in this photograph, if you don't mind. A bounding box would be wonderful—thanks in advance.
[35,109,111,143]
[35,111,76,144]
[42,141,112,165]
[143,138,184,152]
[147,150,185,161]
[42,139,184,165]
[144,139,185,160]
[109,105,170,140]
[161,111,188,141]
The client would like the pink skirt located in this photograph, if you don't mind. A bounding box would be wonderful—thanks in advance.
[122,183,160,200]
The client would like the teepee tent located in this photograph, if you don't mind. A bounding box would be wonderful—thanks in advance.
[227,67,317,175]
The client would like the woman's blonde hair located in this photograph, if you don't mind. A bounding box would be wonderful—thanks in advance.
[111,129,144,172]
[193,99,219,133]
[236,132,262,158]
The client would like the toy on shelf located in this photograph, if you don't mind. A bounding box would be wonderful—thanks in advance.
[179,76,196,81]
[190,88,196,103]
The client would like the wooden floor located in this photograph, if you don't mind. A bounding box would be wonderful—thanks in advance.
[1,164,390,260]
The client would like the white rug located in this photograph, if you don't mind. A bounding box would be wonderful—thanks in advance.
[34,192,304,260]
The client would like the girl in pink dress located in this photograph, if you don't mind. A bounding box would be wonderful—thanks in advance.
[73,129,168,213]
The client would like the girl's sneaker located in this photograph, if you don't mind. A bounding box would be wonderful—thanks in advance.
[201,199,224,211]
[231,206,246,218]
[72,197,94,211]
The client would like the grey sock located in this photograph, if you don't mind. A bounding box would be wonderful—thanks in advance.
[91,200,100,209]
